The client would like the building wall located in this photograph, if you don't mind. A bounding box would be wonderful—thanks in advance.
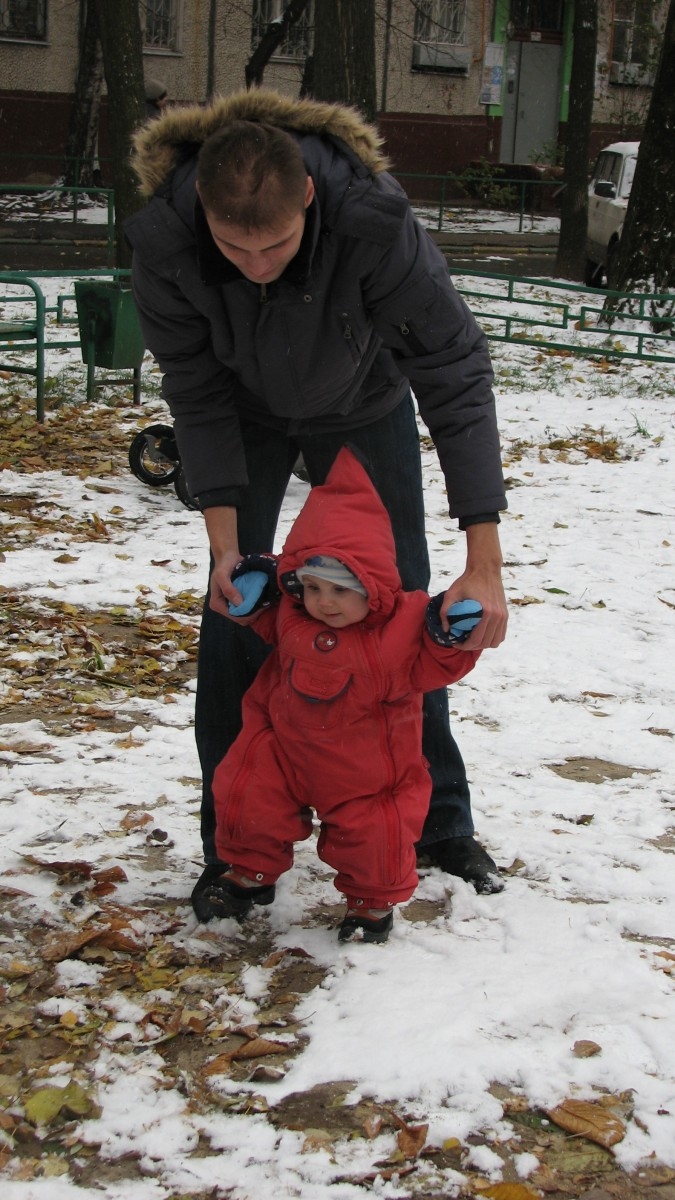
[0,0,664,185]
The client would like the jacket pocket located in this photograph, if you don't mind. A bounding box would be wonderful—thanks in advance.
[286,660,352,731]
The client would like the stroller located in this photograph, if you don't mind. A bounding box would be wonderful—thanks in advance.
[128,423,197,508]
[128,424,309,509]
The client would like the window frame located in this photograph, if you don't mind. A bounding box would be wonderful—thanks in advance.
[140,0,183,55]
[508,1,564,35]
[413,0,467,49]
[411,0,471,75]
[610,0,657,86]
[250,0,314,63]
[0,0,48,43]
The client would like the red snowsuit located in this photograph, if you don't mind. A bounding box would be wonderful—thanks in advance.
[213,448,480,908]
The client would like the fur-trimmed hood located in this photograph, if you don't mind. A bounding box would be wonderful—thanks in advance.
[131,88,389,198]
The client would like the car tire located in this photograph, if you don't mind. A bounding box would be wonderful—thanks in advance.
[606,238,620,287]
[584,259,603,288]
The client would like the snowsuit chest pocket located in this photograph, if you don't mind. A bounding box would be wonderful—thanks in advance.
[285,659,352,731]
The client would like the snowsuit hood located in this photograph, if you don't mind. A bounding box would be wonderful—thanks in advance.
[278,448,400,618]
[131,88,389,198]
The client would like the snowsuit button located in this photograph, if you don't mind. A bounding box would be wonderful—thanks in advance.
[303,294,312,303]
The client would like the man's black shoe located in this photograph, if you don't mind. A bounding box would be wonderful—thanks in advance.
[420,836,504,894]
[192,862,230,921]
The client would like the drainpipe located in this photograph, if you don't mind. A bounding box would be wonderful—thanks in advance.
[380,0,393,113]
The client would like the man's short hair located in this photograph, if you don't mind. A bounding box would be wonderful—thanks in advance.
[197,120,309,230]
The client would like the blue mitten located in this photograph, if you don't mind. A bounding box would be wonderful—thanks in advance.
[228,554,280,617]
[426,596,483,647]
[228,571,268,616]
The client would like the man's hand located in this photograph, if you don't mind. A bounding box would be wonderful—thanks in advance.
[202,506,253,620]
[441,523,508,650]
[209,551,249,617]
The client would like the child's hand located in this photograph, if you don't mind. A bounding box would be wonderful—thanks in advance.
[226,554,281,618]
[426,596,483,647]
[227,571,269,617]
[446,599,483,642]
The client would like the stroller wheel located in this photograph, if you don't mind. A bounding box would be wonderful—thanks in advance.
[292,453,310,483]
[174,467,199,510]
[128,424,180,486]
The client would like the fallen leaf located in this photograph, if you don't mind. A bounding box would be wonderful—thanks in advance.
[397,1121,428,1159]
[92,865,127,884]
[119,810,153,830]
[572,1040,602,1058]
[0,740,55,755]
[23,855,93,881]
[302,1128,334,1153]
[483,1184,540,1199]
[24,1080,96,1126]
[545,1098,625,1148]
[262,946,313,968]
[228,1036,291,1061]
[203,1036,291,1075]
[247,1065,285,1083]
[363,1113,384,1138]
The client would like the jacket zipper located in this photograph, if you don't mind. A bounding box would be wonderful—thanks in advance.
[222,727,269,842]
[400,319,427,355]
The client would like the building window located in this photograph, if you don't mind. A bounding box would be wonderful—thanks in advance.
[611,0,656,83]
[413,0,466,47]
[0,0,47,41]
[251,0,314,61]
[141,0,181,52]
[412,1,471,74]
[509,1,563,33]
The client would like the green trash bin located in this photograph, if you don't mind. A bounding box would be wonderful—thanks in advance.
[75,280,145,369]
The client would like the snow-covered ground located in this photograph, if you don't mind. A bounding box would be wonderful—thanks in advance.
[1,274,674,1198]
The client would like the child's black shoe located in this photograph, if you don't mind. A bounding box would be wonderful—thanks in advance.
[338,907,394,944]
[192,865,275,922]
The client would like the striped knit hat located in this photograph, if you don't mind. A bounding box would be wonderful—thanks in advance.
[295,555,367,597]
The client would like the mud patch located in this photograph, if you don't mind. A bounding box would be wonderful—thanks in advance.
[548,757,656,784]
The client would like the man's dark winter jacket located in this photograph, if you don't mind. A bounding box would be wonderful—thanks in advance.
[125,89,506,522]
[213,448,480,906]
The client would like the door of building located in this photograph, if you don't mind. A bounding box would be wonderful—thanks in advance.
[500,40,562,163]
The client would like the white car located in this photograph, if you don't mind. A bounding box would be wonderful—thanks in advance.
[585,141,639,286]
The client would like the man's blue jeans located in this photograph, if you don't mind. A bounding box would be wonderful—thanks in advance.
[195,393,474,862]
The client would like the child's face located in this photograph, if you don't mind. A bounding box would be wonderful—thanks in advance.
[301,574,369,628]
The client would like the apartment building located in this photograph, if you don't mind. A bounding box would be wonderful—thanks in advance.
[0,1,665,183]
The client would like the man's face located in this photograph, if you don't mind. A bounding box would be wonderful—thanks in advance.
[200,176,314,285]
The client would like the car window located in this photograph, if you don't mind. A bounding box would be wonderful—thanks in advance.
[594,152,622,187]
[619,155,637,198]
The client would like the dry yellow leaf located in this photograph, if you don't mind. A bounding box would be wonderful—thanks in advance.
[483,1184,540,1200]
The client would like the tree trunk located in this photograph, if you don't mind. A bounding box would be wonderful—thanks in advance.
[606,0,675,325]
[63,0,104,187]
[245,0,310,89]
[95,0,146,266]
[311,0,377,122]
[556,0,597,280]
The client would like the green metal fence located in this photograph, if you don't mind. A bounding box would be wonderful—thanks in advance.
[393,173,562,232]
[452,271,674,365]
[0,184,115,265]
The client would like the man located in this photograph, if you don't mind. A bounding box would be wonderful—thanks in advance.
[144,77,169,122]
[125,89,508,922]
